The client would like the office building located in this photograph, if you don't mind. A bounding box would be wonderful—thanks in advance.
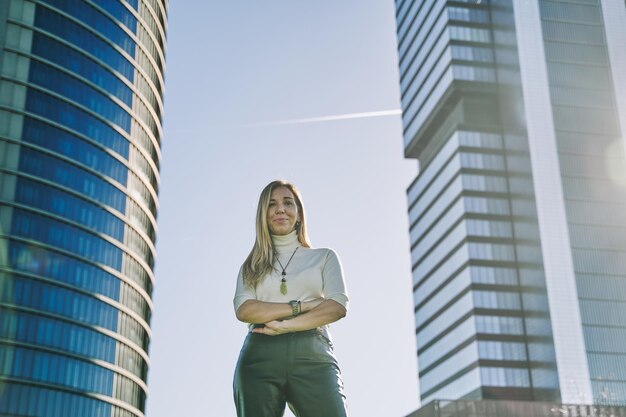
[395,0,626,410]
[0,1,167,416]
[407,399,626,417]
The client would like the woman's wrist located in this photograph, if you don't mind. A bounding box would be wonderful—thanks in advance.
[278,319,296,333]
[288,300,301,316]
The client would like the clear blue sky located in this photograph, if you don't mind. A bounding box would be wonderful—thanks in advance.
[147,1,420,416]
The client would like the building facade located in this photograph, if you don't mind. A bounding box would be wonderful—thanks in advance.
[396,0,626,409]
[407,399,626,417]
[0,1,166,416]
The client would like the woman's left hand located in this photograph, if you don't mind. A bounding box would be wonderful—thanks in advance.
[252,320,291,336]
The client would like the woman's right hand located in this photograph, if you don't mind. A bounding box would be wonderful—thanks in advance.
[301,297,325,313]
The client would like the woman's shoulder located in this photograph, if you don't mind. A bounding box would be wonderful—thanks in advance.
[302,246,340,259]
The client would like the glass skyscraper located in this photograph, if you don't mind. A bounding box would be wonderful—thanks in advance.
[395,0,626,410]
[0,1,166,416]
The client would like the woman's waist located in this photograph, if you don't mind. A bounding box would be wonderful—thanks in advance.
[249,323,330,339]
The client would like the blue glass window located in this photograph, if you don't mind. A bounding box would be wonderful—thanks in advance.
[80,0,163,79]
[480,367,530,387]
[470,266,519,286]
[475,315,525,335]
[5,239,121,299]
[0,308,116,363]
[0,308,148,379]
[14,176,125,241]
[1,272,148,352]
[25,89,129,159]
[38,0,136,56]
[578,274,626,302]
[10,208,123,270]
[0,274,119,331]
[448,6,490,24]
[22,116,129,184]
[542,20,605,45]
[580,299,626,327]
[478,341,527,361]
[28,60,131,131]
[31,32,133,106]
[18,146,126,213]
[473,290,521,310]
[34,6,135,81]
[0,383,112,417]
[91,0,138,32]
[0,345,117,396]
[590,380,626,404]
[4,240,152,344]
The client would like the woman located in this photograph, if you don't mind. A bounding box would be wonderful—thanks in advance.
[233,180,349,417]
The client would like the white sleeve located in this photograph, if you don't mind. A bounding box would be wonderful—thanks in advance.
[321,249,349,310]
[233,266,256,313]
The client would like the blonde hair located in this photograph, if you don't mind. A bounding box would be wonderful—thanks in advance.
[242,180,311,288]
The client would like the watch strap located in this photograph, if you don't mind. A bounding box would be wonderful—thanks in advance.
[289,300,300,317]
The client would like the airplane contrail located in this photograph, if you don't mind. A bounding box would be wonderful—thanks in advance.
[242,109,402,127]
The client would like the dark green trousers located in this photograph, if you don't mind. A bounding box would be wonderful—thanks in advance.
[233,328,348,417]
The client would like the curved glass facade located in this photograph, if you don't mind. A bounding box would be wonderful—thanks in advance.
[0,0,167,416]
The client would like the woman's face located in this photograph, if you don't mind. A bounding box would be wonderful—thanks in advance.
[266,186,299,235]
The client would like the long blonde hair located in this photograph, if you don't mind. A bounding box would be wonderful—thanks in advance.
[242,180,311,288]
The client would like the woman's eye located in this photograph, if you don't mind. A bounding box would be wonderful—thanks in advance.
[285,201,293,206]
[268,202,276,207]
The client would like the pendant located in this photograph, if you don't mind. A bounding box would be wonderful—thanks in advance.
[280,277,288,295]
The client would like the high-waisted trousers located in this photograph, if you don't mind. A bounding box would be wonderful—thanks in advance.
[233,328,348,417]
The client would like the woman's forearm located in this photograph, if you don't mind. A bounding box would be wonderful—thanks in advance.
[280,300,346,332]
[236,298,323,324]
[236,300,291,324]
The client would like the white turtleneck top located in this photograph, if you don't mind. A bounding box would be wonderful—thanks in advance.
[233,230,349,315]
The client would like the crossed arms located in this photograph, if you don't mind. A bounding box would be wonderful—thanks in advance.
[236,298,347,336]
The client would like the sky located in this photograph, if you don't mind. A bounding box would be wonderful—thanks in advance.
[146,2,420,416]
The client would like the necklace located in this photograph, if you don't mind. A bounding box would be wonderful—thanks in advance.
[274,247,299,295]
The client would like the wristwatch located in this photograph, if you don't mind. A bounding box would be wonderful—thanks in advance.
[289,300,301,317]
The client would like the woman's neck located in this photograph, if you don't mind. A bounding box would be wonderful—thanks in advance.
[271,230,300,253]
